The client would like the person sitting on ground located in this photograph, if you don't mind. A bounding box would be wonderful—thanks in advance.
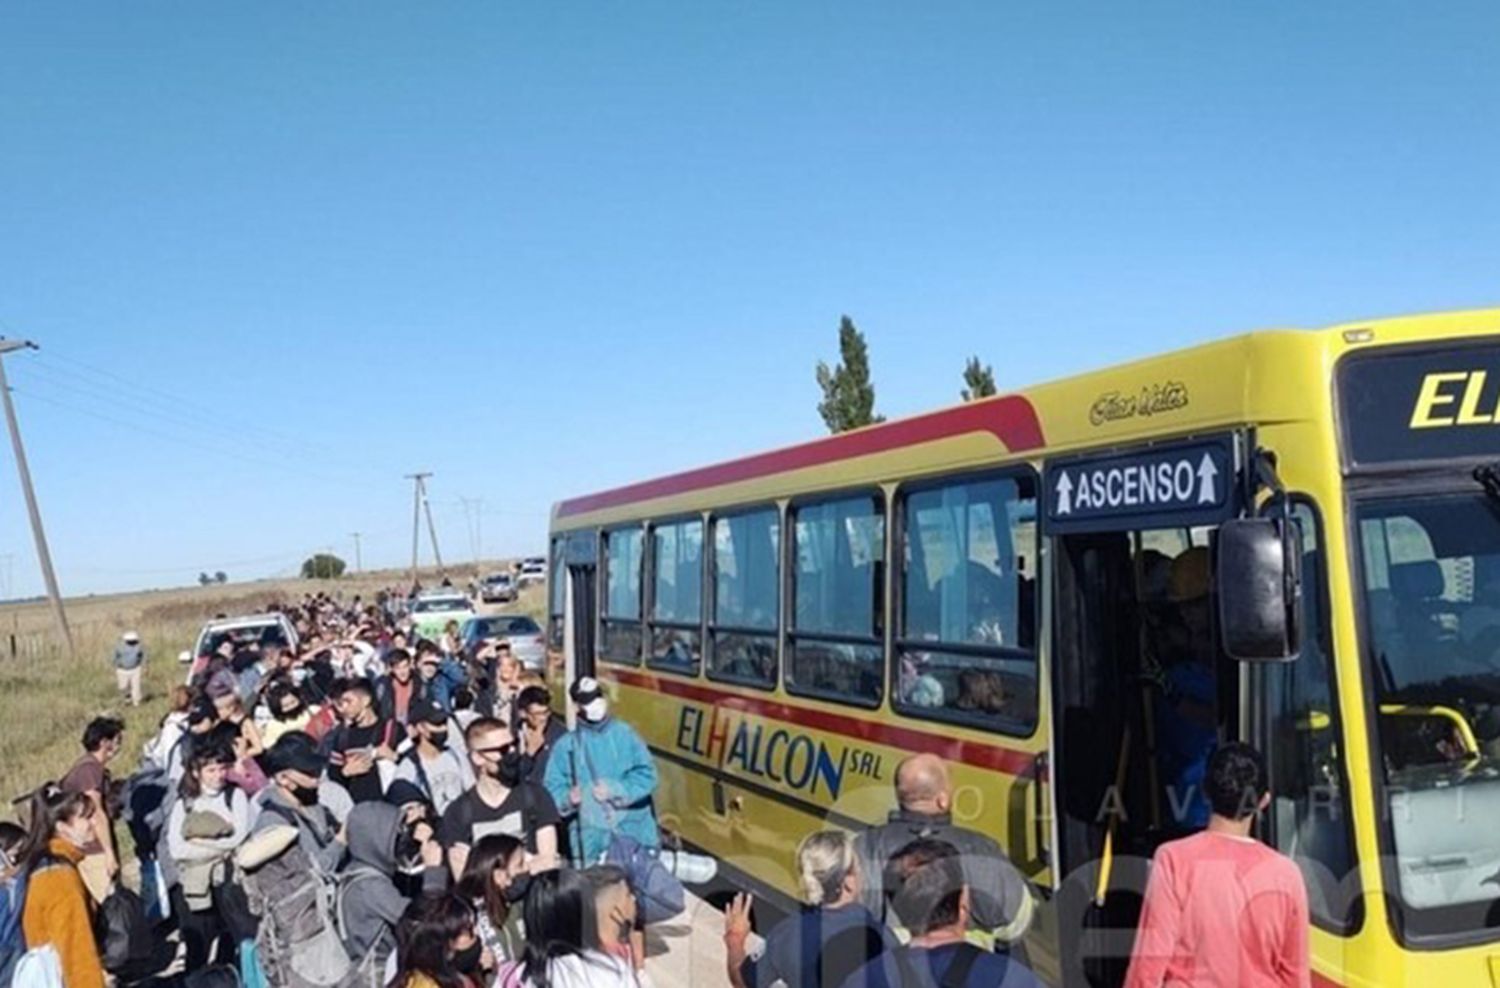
[60,716,125,904]
[1123,742,1310,988]
[390,892,489,988]
[506,869,637,988]
[457,834,529,967]
[394,698,475,817]
[854,754,1033,949]
[19,784,106,988]
[341,799,449,975]
[725,830,894,988]
[838,839,1043,988]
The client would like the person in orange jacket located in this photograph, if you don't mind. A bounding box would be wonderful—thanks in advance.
[19,782,105,988]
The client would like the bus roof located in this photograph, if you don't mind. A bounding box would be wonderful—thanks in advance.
[553,307,1500,528]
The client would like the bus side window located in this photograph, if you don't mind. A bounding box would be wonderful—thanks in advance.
[708,508,780,688]
[894,472,1039,736]
[601,525,644,666]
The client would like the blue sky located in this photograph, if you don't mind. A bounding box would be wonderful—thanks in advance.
[0,2,1497,597]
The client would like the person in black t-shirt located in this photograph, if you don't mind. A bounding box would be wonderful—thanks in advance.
[438,716,560,880]
[325,678,398,804]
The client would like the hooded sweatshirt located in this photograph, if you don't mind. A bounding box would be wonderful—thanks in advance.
[543,717,659,864]
[341,802,448,961]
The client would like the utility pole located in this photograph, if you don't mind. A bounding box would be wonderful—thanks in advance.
[459,496,483,574]
[350,532,363,573]
[405,472,429,588]
[0,340,72,655]
[420,479,445,576]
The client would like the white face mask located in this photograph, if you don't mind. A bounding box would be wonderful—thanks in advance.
[582,698,609,723]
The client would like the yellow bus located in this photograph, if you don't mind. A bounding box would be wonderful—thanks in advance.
[547,308,1500,987]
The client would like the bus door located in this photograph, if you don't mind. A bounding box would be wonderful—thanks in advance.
[561,530,600,713]
[1043,438,1243,988]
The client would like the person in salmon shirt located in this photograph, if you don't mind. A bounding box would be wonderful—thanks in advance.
[1124,742,1311,988]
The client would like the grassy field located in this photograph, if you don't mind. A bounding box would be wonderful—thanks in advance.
[0,564,547,821]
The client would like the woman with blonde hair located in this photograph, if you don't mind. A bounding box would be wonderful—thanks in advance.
[723,829,894,988]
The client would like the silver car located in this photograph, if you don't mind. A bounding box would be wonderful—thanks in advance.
[461,613,546,670]
[479,572,518,604]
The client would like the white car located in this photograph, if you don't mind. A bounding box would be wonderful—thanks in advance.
[461,613,547,670]
[517,556,547,587]
[479,572,518,604]
[410,591,477,641]
[185,613,299,681]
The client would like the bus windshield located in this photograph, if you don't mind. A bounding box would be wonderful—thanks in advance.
[1358,489,1500,939]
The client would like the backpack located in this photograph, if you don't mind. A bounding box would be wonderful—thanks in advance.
[241,808,356,988]
[330,865,389,988]
[96,885,153,974]
[0,873,28,988]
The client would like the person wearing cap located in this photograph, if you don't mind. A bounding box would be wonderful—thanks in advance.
[251,731,345,874]
[112,630,146,707]
[393,698,475,816]
[544,677,660,866]
[1148,547,1220,831]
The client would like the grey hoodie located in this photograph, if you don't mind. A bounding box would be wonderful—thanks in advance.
[340,801,447,961]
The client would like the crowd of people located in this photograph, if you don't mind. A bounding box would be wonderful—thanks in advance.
[0,585,1314,988]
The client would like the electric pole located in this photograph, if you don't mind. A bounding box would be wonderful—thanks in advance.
[0,340,72,655]
[350,532,363,573]
[459,496,483,574]
[405,472,444,583]
[405,472,429,588]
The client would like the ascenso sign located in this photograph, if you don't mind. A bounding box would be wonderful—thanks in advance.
[1044,436,1237,534]
[1341,343,1500,467]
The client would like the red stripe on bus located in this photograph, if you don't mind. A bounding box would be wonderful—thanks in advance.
[556,395,1045,518]
[605,667,1041,780]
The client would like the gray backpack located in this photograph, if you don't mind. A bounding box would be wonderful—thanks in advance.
[242,842,354,988]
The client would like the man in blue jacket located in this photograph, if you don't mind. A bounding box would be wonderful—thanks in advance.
[543,676,660,865]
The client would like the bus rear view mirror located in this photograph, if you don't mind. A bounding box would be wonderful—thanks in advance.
[1217,517,1302,662]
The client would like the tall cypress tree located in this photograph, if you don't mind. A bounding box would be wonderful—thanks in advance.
[961,356,997,401]
[815,316,884,433]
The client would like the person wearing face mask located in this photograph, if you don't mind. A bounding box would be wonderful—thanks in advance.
[19,783,106,988]
[456,834,528,966]
[250,732,345,874]
[339,800,448,975]
[262,680,315,747]
[544,678,660,867]
[391,892,489,988]
[502,869,637,988]
[439,717,561,881]
[165,742,252,969]
[584,865,642,976]
[395,699,476,816]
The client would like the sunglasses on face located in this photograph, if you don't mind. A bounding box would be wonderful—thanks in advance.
[472,743,516,757]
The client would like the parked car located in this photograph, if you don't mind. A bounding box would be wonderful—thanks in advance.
[460,613,546,670]
[479,571,518,604]
[185,612,299,681]
[517,556,547,587]
[410,590,477,641]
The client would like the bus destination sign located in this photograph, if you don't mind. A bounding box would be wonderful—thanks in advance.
[1340,342,1500,468]
[1044,436,1237,534]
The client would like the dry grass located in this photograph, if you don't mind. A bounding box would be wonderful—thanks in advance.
[0,564,549,816]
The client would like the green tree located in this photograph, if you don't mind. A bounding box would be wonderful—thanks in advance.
[961,356,997,401]
[197,572,211,586]
[815,316,884,433]
[301,553,347,579]
[214,571,228,584]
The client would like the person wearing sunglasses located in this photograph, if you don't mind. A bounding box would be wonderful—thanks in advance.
[438,717,561,881]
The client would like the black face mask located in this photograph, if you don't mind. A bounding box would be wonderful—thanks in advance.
[501,872,532,904]
[393,825,424,872]
[452,940,483,975]
[291,783,320,807]
[426,729,449,749]
[276,704,304,722]
[493,749,524,788]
